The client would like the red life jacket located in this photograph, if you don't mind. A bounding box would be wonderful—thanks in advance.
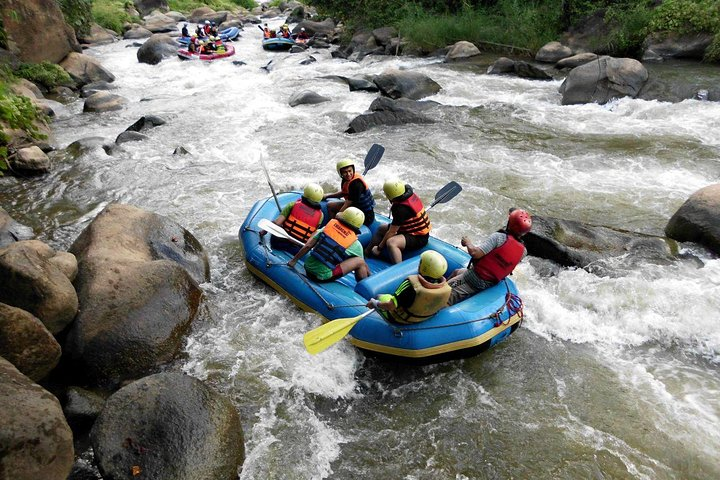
[282,199,322,243]
[395,193,431,236]
[472,235,525,283]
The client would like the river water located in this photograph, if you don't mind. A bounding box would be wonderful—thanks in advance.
[2,19,720,480]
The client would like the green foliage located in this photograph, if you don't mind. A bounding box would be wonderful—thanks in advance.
[0,78,47,172]
[648,0,720,35]
[15,62,73,90]
[167,0,257,13]
[57,0,94,36]
[705,33,720,61]
[600,2,653,56]
[398,0,562,53]
[92,0,136,33]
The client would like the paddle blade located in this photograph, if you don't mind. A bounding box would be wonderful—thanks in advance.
[362,144,384,176]
[430,181,462,209]
[258,218,304,246]
[303,309,374,355]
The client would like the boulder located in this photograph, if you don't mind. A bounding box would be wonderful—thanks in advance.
[188,7,216,23]
[0,207,34,248]
[0,303,61,381]
[64,204,208,388]
[559,56,648,105]
[78,23,118,45]
[92,373,244,480]
[0,357,74,480]
[445,41,480,61]
[0,240,79,334]
[134,0,169,16]
[124,26,153,40]
[126,115,166,132]
[535,41,573,63]
[83,91,127,113]
[143,12,178,33]
[296,18,336,37]
[137,34,178,65]
[665,184,720,255]
[642,32,714,61]
[60,52,116,87]
[10,146,51,175]
[524,216,677,271]
[115,131,148,144]
[555,52,599,69]
[80,81,117,98]
[373,69,441,100]
[289,90,331,107]
[346,97,437,134]
[1,0,80,63]
[63,387,106,430]
[372,27,398,47]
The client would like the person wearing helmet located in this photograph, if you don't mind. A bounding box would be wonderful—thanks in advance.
[366,180,432,264]
[297,27,310,42]
[262,23,272,39]
[324,158,376,227]
[210,22,219,36]
[195,24,205,37]
[366,250,451,324]
[203,20,212,36]
[181,23,189,37]
[447,208,532,306]
[260,183,324,253]
[280,24,291,39]
[288,207,370,282]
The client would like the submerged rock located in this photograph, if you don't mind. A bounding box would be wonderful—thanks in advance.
[289,90,331,107]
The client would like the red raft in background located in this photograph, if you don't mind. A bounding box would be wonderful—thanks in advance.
[178,44,235,61]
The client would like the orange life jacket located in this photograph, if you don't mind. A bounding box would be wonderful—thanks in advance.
[310,219,358,269]
[341,173,375,212]
[282,199,322,243]
[394,193,431,236]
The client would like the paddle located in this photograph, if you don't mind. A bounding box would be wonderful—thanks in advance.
[303,309,375,355]
[362,144,385,176]
[258,218,304,246]
[259,155,282,212]
[428,181,462,209]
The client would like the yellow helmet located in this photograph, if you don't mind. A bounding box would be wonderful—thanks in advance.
[383,179,405,201]
[303,183,323,203]
[338,207,364,229]
[335,158,355,175]
[418,250,447,280]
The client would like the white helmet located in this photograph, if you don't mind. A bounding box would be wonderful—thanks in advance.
[301,28,305,31]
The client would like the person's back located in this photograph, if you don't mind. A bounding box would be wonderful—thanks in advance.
[368,251,450,324]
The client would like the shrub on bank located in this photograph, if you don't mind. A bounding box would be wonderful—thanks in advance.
[168,0,258,12]
[15,62,72,90]
[58,0,94,36]
[92,0,139,33]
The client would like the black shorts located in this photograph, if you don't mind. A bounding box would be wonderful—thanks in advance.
[362,209,375,226]
[402,233,429,251]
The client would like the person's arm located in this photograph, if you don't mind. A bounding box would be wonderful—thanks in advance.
[287,235,318,268]
[462,236,487,260]
[337,199,352,213]
[323,190,344,200]
[366,296,396,311]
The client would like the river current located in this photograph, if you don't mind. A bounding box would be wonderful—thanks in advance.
[2,19,720,480]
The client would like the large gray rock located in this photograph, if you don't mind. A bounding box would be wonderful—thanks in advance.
[559,56,648,105]
[445,41,480,61]
[63,387,106,430]
[373,69,442,100]
[60,52,116,87]
[0,357,74,480]
[134,0,169,16]
[91,372,244,480]
[524,216,677,271]
[535,41,573,63]
[643,32,714,61]
[665,184,720,255]
[289,90,331,107]
[65,204,208,388]
[296,18,336,37]
[10,146,51,175]
[556,52,599,69]
[137,34,178,65]
[2,0,80,64]
[143,12,178,33]
[346,97,437,134]
[83,91,127,113]
[77,23,118,46]
[0,240,78,334]
[0,303,61,381]
[487,57,553,80]
[124,26,153,40]
[0,207,34,248]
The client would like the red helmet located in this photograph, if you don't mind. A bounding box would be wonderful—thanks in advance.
[507,209,532,235]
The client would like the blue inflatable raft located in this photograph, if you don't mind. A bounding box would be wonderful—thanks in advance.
[178,27,240,45]
[262,37,295,51]
[239,192,524,363]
